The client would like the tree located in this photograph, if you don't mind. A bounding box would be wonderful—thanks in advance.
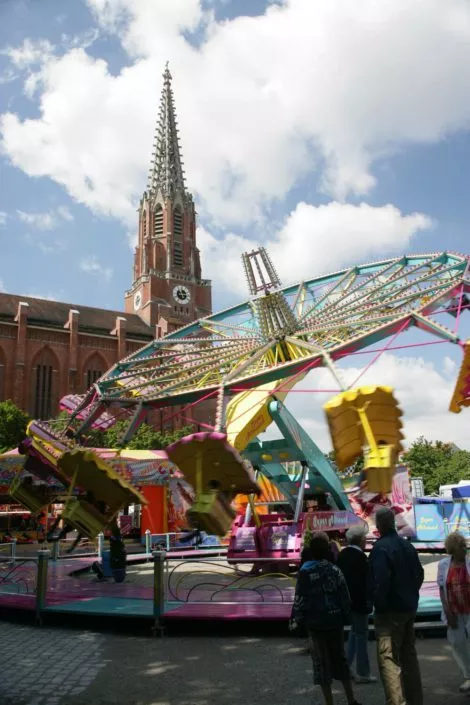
[401,436,464,495]
[428,451,470,495]
[81,418,194,450]
[0,400,30,453]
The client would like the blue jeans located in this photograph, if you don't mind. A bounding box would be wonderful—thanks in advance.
[347,611,370,677]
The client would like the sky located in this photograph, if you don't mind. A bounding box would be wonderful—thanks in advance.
[1,0,470,450]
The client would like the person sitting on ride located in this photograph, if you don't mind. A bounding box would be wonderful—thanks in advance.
[305,497,317,513]
[316,493,332,511]
[305,494,331,512]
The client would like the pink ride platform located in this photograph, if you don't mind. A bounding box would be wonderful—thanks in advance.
[0,551,442,625]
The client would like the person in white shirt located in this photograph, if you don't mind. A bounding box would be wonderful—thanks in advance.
[437,531,470,694]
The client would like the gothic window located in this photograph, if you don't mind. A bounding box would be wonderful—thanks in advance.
[0,347,5,401]
[173,206,183,267]
[31,347,59,419]
[83,353,106,392]
[87,368,102,388]
[142,211,147,240]
[154,204,163,237]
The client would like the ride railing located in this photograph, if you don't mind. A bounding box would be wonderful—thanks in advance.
[161,554,296,612]
[48,535,100,560]
[0,547,38,598]
[13,548,296,629]
[0,539,17,564]
[143,530,225,554]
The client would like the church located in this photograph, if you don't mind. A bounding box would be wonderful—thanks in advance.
[0,65,212,425]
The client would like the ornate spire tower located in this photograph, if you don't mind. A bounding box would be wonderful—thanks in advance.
[125,64,212,334]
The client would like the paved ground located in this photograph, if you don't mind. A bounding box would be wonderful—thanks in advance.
[0,621,467,705]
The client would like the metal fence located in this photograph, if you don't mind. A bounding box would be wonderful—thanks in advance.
[22,549,296,631]
[163,555,296,606]
[0,540,37,597]
[0,540,17,563]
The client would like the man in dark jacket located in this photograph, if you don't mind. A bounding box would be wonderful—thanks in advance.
[337,526,376,684]
[369,507,424,705]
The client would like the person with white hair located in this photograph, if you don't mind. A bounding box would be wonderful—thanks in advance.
[337,525,376,684]
[437,531,470,694]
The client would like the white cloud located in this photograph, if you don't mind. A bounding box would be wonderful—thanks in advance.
[80,256,113,282]
[57,205,74,222]
[198,202,433,297]
[16,207,74,230]
[0,68,19,85]
[0,212,7,226]
[1,38,55,69]
[272,352,470,452]
[1,0,470,226]
[17,210,57,230]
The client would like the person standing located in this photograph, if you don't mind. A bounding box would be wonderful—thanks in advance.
[337,527,376,684]
[437,531,470,694]
[292,532,362,705]
[369,507,424,705]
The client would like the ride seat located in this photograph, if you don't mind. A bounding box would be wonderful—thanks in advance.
[364,444,395,493]
[188,491,236,536]
[9,476,49,514]
[61,498,110,539]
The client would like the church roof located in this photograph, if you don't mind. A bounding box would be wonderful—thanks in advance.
[147,63,187,199]
[0,292,153,340]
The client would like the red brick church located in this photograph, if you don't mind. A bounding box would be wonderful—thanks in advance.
[0,65,212,425]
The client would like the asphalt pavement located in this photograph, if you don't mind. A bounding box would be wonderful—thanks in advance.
[0,621,467,705]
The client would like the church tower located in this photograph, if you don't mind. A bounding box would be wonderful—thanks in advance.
[125,64,212,334]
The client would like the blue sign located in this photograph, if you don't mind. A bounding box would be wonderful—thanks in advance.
[414,501,470,541]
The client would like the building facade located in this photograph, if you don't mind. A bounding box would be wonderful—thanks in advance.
[0,66,212,424]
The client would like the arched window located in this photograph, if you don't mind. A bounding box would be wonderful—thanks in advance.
[30,347,59,419]
[173,206,183,267]
[82,353,106,392]
[154,204,163,237]
[142,210,147,240]
[0,347,5,401]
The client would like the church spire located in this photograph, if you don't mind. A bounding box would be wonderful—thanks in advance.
[147,62,186,199]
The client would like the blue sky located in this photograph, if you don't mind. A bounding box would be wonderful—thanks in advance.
[1,0,469,308]
[1,0,470,445]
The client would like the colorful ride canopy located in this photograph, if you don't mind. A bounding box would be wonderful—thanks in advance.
[67,252,469,434]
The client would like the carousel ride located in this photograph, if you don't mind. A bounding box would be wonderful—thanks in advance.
[5,248,470,558]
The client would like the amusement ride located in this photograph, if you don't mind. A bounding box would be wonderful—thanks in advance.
[4,247,470,563]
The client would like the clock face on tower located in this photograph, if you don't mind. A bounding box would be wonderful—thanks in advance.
[133,291,142,310]
[173,285,191,304]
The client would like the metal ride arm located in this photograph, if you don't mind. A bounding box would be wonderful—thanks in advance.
[243,399,351,512]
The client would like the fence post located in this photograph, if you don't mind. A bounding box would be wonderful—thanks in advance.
[97,532,105,560]
[145,529,151,561]
[51,541,60,562]
[35,549,50,626]
[152,550,166,636]
[10,538,17,564]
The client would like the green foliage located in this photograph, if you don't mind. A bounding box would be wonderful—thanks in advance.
[402,436,470,495]
[48,410,72,436]
[303,527,313,548]
[85,419,194,450]
[0,400,30,453]
[428,450,470,495]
